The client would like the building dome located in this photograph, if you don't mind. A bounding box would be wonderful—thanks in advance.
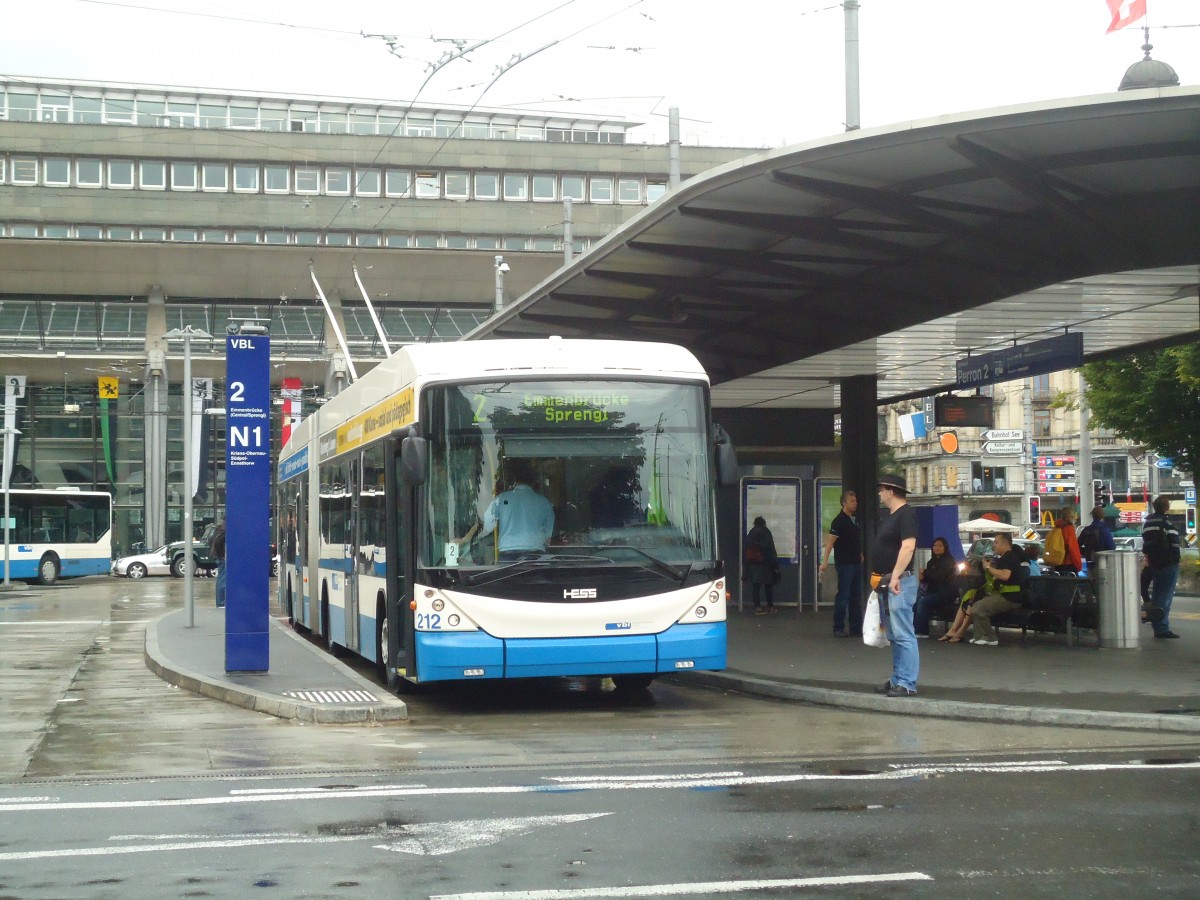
[1119,41,1180,91]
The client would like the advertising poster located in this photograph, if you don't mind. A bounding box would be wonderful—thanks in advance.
[743,479,798,561]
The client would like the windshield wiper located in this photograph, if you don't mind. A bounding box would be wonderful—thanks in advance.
[579,544,691,584]
[453,556,557,588]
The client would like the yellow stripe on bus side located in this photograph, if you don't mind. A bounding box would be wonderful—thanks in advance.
[335,387,415,455]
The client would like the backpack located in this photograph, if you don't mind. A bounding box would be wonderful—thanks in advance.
[1077,524,1100,563]
[744,542,764,564]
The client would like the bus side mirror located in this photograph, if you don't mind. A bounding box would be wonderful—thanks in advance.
[713,423,738,488]
[400,436,427,486]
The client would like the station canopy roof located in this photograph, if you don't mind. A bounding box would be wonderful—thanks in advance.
[472,87,1200,409]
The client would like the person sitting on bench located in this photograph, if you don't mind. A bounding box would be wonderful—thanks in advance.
[967,532,1030,646]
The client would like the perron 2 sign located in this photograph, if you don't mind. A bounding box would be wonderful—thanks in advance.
[225,334,271,672]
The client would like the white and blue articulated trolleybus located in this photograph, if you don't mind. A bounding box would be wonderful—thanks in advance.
[276,337,737,691]
[2,488,112,584]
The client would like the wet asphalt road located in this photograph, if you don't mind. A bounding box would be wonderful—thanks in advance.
[1,577,1198,898]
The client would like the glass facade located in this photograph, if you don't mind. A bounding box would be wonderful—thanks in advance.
[0,83,629,144]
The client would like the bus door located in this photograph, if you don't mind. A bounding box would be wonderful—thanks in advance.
[344,459,361,653]
[384,435,415,686]
[285,491,303,624]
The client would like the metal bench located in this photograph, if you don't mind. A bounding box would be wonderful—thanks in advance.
[931,573,1098,646]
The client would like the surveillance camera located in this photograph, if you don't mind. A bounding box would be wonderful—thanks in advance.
[226,322,241,335]
[498,263,511,273]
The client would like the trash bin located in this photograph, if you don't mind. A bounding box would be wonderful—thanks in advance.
[1093,550,1140,649]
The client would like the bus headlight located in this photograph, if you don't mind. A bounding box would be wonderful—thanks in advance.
[447,614,460,626]
[432,598,445,611]
[694,605,707,618]
[708,590,720,603]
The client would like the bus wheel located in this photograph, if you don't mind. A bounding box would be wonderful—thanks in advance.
[36,554,60,586]
[375,598,392,686]
[320,594,332,651]
[611,674,655,692]
[321,592,343,655]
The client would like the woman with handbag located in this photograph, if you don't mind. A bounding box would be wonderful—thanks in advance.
[743,516,780,616]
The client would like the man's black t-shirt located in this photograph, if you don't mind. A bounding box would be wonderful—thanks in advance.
[829,510,861,566]
[870,503,919,575]
[991,549,1028,588]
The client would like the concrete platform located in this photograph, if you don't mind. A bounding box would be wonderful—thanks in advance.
[678,594,1200,734]
[145,591,1200,734]
[145,606,407,724]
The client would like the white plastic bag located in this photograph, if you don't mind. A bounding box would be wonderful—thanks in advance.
[863,592,890,648]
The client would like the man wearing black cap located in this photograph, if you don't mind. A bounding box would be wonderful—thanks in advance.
[871,473,920,697]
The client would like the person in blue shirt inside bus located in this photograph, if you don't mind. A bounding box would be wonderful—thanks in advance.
[482,459,555,562]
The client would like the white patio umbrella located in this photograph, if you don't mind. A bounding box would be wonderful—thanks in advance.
[957,518,1022,533]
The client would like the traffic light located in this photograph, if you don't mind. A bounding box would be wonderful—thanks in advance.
[1027,495,1041,525]
[1092,479,1105,507]
[1187,506,1197,536]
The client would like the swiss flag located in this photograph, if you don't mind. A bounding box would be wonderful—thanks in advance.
[1106,0,1147,33]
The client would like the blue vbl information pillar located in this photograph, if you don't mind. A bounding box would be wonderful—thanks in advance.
[224,334,271,672]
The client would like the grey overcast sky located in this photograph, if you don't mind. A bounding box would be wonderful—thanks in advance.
[2,0,1197,147]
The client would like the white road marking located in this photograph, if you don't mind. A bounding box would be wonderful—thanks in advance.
[0,619,156,626]
[229,784,427,795]
[0,814,611,862]
[548,772,745,783]
[3,761,1198,813]
[888,759,1066,769]
[0,833,365,861]
[0,620,106,626]
[429,871,933,899]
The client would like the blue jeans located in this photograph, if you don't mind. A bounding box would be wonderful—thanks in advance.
[833,564,862,634]
[1150,564,1179,635]
[215,563,226,607]
[880,573,919,691]
[913,586,953,636]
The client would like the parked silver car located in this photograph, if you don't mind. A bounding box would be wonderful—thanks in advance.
[111,545,174,579]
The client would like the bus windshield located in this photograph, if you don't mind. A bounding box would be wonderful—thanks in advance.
[422,379,715,571]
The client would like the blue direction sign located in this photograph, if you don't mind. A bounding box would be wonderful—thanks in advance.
[956,332,1083,390]
[1154,457,1174,469]
[225,334,271,673]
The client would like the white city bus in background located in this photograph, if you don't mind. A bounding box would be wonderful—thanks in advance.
[1,488,112,584]
[276,337,736,691]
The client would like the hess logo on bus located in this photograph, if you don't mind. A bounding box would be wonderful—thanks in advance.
[563,588,597,599]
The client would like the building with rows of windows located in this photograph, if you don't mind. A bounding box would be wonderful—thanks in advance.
[881,370,1191,532]
[0,75,750,552]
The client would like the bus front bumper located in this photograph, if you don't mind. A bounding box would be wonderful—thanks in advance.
[414,622,726,682]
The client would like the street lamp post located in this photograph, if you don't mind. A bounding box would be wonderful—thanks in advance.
[164,325,212,627]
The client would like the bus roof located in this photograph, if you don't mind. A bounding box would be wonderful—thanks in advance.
[280,338,707,464]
